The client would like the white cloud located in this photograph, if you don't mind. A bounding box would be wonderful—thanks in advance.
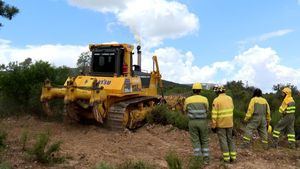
[232,46,300,91]
[142,45,300,92]
[238,29,294,50]
[67,0,130,13]
[68,0,199,48]
[0,39,88,67]
[141,47,234,84]
[258,29,294,41]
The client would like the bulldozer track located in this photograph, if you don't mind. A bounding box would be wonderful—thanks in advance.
[106,96,158,130]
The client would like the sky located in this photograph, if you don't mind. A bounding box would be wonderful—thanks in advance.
[1,0,300,92]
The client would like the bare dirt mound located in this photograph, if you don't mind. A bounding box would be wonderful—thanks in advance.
[1,116,299,169]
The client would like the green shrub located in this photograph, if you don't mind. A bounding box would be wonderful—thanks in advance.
[147,105,188,130]
[233,110,244,120]
[165,151,182,169]
[20,130,29,151]
[0,130,7,149]
[118,160,154,169]
[146,105,169,125]
[94,162,114,169]
[0,162,12,169]
[188,156,203,169]
[0,59,71,117]
[27,132,64,164]
[172,112,188,130]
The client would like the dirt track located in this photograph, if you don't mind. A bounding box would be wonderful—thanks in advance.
[1,116,300,169]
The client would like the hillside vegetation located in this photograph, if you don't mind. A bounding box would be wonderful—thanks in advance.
[0,58,300,130]
[0,58,299,169]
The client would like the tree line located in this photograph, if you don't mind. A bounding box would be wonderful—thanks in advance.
[0,58,299,129]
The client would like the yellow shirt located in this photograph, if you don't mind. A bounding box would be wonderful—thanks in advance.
[212,93,234,128]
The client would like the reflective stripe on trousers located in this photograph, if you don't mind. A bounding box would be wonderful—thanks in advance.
[243,136,251,142]
[202,148,209,157]
[273,130,280,138]
[223,152,230,161]
[287,134,296,142]
[230,152,237,160]
[194,148,202,156]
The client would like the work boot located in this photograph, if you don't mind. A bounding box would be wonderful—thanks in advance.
[223,159,230,163]
[220,156,230,163]
[240,142,250,149]
[230,158,236,164]
[288,143,296,149]
[271,138,279,148]
[262,143,269,150]
[203,156,210,165]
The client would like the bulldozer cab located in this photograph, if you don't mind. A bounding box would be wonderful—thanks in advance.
[90,44,133,77]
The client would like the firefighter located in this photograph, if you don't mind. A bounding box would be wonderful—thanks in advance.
[242,88,271,149]
[272,87,296,149]
[184,83,210,164]
[211,85,236,163]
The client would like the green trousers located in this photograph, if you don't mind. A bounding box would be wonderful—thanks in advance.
[243,114,268,145]
[217,128,236,162]
[188,119,209,160]
[273,114,295,145]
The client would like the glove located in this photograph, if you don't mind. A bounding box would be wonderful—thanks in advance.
[211,128,217,133]
[244,117,250,123]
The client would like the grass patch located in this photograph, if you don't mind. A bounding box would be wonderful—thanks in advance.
[0,162,12,169]
[188,156,203,169]
[118,160,154,169]
[165,151,183,169]
[147,105,188,130]
[93,160,155,169]
[93,161,114,169]
[26,132,64,164]
[20,130,29,151]
[0,130,7,150]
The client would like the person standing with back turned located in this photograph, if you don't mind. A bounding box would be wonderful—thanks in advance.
[272,87,296,149]
[211,85,236,163]
[184,83,210,164]
[241,88,271,149]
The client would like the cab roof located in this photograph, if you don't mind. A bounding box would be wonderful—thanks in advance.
[89,43,134,52]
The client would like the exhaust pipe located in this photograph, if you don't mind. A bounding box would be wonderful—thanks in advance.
[137,45,142,70]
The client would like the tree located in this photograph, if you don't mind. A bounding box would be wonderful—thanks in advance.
[273,83,299,95]
[76,51,91,74]
[0,58,70,116]
[0,64,5,70]
[0,0,19,27]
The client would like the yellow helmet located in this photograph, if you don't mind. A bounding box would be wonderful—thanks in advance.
[192,83,202,90]
[282,87,292,95]
[268,125,272,134]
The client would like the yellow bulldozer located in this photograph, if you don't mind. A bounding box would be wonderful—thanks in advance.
[40,43,163,130]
